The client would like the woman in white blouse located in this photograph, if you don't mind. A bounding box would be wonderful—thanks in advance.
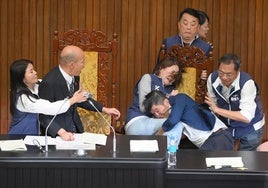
[9,59,88,135]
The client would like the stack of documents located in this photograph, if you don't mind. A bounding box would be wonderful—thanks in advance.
[0,139,27,151]
[130,140,159,152]
[24,133,108,150]
[206,157,244,168]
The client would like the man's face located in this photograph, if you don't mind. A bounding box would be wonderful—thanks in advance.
[218,62,239,88]
[70,55,85,76]
[150,99,170,118]
[178,13,199,42]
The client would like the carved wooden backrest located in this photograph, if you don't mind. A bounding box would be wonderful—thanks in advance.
[159,45,213,103]
[52,29,118,133]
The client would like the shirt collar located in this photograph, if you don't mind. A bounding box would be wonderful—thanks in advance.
[59,65,73,84]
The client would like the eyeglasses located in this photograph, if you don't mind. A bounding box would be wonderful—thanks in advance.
[218,70,235,78]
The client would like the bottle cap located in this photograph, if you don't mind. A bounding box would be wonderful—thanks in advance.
[168,145,177,152]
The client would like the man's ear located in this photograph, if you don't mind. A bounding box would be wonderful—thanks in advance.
[163,98,170,107]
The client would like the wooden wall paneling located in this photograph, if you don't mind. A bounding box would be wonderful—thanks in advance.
[211,1,220,66]
[100,0,108,32]
[36,0,44,76]
[14,0,22,59]
[43,0,51,73]
[113,0,122,125]
[106,0,115,36]
[85,0,94,30]
[135,0,143,78]
[71,0,79,28]
[57,0,65,33]
[155,0,164,66]
[219,1,228,56]
[92,0,100,30]
[126,0,135,108]
[240,0,249,73]
[78,0,86,29]
[22,0,30,58]
[141,0,150,73]
[119,0,129,125]
[150,0,158,73]
[261,0,268,141]
[0,0,267,140]
[64,0,72,30]
[226,0,234,55]
[254,0,263,84]
[247,0,256,75]
[0,0,9,133]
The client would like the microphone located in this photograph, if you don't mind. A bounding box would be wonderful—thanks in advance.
[45,97,69,152]
[87,98,116,153]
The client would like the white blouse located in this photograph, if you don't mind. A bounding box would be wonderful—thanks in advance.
[16,83,71,115]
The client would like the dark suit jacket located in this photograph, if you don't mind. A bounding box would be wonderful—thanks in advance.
[38,66,103,137]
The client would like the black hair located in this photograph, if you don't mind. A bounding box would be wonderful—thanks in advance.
[178,8,200,22]
[10,59,38,115]
[198,10,209,25]
[143,90,166,116]
[218,53,241,71]
[154,56,183,86]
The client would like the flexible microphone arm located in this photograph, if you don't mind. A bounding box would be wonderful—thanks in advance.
[45,98,69,152]
[88,99,116,153]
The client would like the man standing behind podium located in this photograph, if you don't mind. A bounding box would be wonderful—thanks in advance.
[39,45,120,141]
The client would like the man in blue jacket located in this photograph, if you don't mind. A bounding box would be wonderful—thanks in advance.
[143,90,233,151]
[205,53,264,150]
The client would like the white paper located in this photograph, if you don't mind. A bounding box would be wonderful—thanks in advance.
[130,140,159,152]
[24,135,56,146]
[55,134,96,150]
[0,139,27,151]
[82,132,107,145]
[206,157,244,168]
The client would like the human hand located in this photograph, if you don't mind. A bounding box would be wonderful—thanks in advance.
[170,89,179,96]
[57,128,75,141]
[201,70,207,80]
[102,107,121,120]
[205,92,218,114]
[155,128,164,135]
[69,90,88,105]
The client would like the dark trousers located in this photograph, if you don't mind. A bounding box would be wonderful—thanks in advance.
[200,129,234,151]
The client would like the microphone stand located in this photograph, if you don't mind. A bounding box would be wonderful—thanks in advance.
[45,98,69,153]
[88,100,116,153]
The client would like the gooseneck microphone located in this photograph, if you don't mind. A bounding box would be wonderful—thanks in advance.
[45,98,69,152]
[88,99,116,153]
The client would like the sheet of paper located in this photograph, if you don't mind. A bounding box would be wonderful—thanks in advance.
[206,157,244,168]
[0,139,27,151]
[24,135,56,146]
[130,140,159,152]
[82,132,107,145]
[55,134,96,150]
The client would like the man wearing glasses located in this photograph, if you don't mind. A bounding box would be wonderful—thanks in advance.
[205,53,264,151]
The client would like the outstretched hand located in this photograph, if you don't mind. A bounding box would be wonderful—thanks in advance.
[102,107,121,120]
[205,92,218,114]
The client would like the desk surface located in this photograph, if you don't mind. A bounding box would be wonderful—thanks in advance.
[165,149,268,188]
[0,134,167,168]
[0,134,167,188]
[170,149,268,172]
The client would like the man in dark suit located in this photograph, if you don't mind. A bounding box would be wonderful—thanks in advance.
[39,45,120,141]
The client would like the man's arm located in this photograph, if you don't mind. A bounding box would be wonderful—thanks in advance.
[205,80,257,124]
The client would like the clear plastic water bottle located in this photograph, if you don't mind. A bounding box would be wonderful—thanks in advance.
[168,136,177,168]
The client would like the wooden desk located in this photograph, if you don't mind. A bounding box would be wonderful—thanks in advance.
[0,134,167,188]
[165,150,268,188]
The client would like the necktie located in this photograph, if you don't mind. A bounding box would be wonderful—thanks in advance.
[69,78,75,96]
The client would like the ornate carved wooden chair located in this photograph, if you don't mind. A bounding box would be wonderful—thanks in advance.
[52,29,118,134]
[159,45,213,104]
